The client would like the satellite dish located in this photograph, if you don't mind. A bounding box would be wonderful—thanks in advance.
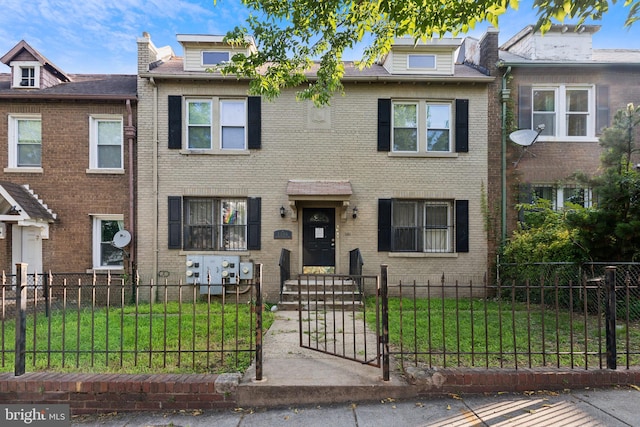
[112,230,132,248]
[509,129,540,146]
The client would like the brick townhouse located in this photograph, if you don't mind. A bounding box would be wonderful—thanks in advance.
[135,31,498,301]
[0,41,137,276]
[497,25,640,234]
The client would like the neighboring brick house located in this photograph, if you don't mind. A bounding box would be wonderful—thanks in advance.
[136,32,496,301]
[498,25,640,234]
[0,41,137,276]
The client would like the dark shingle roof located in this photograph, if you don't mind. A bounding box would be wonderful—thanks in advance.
[0,181,55,222]
[0,73,136,99]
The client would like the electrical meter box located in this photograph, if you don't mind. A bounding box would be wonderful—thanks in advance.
[185,255,240,295]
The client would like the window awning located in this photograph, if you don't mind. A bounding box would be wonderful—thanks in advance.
[286,180,353,221]
[0,181,56,238]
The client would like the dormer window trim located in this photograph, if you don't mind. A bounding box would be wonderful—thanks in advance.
[11,61,41,88]
[202,51,230,67]
[407,54,436,70]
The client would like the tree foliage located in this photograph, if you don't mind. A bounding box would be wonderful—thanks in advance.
[565,104,640,261]
[217,0,640,104]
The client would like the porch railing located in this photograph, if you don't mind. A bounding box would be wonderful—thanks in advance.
[279,248,291,301]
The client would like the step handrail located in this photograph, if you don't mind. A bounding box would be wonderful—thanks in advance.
[279,248,291,301]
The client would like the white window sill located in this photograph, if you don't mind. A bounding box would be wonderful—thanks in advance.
[388,152,459,158]
[387,252,459,258]
[538,137,599,143]
[4,167,43,173]
[86,268,125,274]
[86,168,125,174]
[179,149,250,156]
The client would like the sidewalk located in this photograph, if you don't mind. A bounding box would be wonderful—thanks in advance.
[71,387,639,426]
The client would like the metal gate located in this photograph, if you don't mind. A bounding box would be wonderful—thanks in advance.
[297,273,383,369]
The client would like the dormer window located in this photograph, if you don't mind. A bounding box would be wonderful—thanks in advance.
[202,51,230,66]
[11,61,40,88]
[407,54,436,70]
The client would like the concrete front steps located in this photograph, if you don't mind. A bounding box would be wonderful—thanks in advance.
[277,277,364,311]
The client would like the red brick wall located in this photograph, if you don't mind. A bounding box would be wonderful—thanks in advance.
[0,373,236,415]
[0,99,135,273]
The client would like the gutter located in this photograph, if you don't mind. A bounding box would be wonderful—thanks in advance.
[125,99,136,277]
[0,94,137,101]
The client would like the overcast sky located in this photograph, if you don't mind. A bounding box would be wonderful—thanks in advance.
[1,0,639,75]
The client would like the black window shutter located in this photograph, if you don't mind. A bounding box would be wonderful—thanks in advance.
[455,200,469,253]
[247,197,261,250]
[455,99,469,153]
[247,96,262,149]
[518,86,532,129]
[168,196,182,249]
[596,85,610,135]
[378,99,391,152]
[168,96,182,149]
[378,199,392,251]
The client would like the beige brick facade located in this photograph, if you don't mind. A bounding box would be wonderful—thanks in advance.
[136,36,492,302]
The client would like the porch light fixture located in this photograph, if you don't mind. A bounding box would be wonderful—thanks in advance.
[352,206,358,219]
[280,206,286,218]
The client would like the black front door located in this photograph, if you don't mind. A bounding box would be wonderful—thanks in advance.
[302,208,335,270]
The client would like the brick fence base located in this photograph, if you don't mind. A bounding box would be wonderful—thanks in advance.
[0,372,240,415]
[405,367,640,396]
[1,369,640,414]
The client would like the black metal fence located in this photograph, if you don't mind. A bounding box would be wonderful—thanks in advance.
[378,263,640,372]
[2,265,263,376]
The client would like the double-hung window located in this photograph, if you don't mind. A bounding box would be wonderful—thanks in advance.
[8,114,41,169]
[392,101,452,153]
[531,185,593,210]
[186,98,247,150]
[11,62,40,88]
[92,215,125,269]
[89,116,123,170]
[528,85,594,140]
[391,200,452,253]
[184,198,247,251]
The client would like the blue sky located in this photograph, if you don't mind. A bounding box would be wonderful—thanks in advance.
[0,0,639,75]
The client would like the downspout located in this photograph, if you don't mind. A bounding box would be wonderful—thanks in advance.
[125,100,136,275]
[150,76,158,291]
[501,66,512,243]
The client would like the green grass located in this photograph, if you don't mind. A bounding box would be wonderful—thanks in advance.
[0,301,273,374]
[366,297,640,369]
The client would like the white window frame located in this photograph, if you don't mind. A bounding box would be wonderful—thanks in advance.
[184,98,248,152]
[11,61,40,88]
[183,198,247,251]
[89,115,124,171]
[7,114,42,171]
[426,103,452,152]
[532,185,593,210]
[392,100,453,154]
[219,99,247,150]
[392,102,419,153]
[91,214,125,270]
[407,54,436,70]
[531,85,595,142]
[202,51,230,66]
[391,199,453,253]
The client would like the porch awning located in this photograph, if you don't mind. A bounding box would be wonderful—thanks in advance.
[0,181,56,237]
[286,180,353,199]
[286,180,353,221]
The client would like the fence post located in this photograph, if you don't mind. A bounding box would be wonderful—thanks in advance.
[255,264,263,381]
[380,264,389,381]
[14,263,27,376]
[605,266,617,370]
